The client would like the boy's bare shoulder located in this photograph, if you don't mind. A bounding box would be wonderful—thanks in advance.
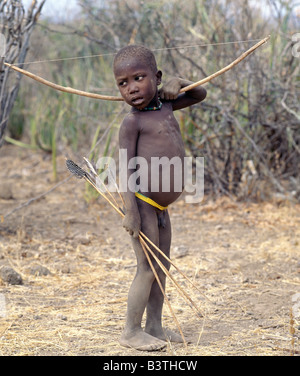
[122,111,140,126]
[119,111,140,137]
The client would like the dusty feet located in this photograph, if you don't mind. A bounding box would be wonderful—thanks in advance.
[146,327,185,343]
[120,330,166,351]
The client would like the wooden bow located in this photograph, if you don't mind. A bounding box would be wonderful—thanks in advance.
[4,36,270,100]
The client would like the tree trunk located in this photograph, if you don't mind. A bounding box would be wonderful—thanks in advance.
[0,0,46,145]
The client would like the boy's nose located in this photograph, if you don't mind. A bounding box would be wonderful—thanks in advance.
[129,82,139,94]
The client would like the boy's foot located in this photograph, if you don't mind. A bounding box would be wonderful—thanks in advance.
[120,330,166,351]
[146,327,186,343]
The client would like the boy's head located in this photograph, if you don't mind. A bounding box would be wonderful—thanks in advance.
[113,45,162,110]
[113,45,158,75]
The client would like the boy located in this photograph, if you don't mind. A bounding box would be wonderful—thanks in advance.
[114,45,206,351]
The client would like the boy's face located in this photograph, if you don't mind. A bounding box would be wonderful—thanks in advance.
[114,58,162,110]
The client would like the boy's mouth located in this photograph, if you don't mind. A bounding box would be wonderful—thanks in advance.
[131,97,144,106]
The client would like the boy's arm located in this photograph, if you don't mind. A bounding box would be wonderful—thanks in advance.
[119,115,141,238]
[159,77,206,111]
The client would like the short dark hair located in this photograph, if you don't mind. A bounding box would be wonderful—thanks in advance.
[113,44,158,74]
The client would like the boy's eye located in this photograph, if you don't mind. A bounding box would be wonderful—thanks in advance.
[135,75,144,81]
[119,81,127,87]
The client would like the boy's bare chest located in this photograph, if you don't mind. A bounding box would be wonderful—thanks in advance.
[139,109,181,139]
[137,109,185,157]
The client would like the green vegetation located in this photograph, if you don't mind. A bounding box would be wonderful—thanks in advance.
[6,0,300,199]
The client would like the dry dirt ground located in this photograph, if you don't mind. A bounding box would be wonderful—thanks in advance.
[0,145,299,356]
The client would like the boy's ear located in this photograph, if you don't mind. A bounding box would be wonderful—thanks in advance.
[156,70,162,86]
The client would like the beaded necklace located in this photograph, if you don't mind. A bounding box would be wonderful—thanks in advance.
[139,100,162,111]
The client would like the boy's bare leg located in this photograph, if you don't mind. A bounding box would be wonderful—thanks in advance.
[144,210,184,343]
[120,201,166,351]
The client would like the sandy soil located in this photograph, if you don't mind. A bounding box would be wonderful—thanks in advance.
[0,145,299,356]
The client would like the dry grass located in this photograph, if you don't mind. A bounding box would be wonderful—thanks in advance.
[0,146,299,356]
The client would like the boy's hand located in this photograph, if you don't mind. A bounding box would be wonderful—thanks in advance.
[122,212,141,238]
[159,76,206,110]
[159,77,182,101]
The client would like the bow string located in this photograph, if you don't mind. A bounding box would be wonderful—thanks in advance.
[4,36,270,101]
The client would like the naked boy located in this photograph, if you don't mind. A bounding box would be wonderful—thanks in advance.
[114,45,206,351]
